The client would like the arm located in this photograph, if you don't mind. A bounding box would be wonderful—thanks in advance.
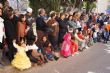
[17,22,21,37]
[32,49,42,58]
[13,40,19,49]
[36,17,47,28]
[74,33,84,42]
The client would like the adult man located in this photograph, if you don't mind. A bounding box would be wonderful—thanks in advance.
[0,3,5,67]
[36,8,48,32]
[26,7,37,40]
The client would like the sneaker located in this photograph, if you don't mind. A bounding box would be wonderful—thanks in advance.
[75,52,79,55]
[72,54,75,56]
[54,56,59,61]
[85,46,89,49]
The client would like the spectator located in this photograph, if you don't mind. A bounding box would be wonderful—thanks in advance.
[4,7,16,61]
[11,38,31,70]
[60,33,72,58]
[0,7,5,66]
[26,35,45,65]
[57,13,68,46]
[26,7,37,41]
[103,28,109,43]
[47,12,59,51]
[36,8,48,32]
[17,14,27,38]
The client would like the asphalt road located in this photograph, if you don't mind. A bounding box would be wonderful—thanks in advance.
[1,42,110,73]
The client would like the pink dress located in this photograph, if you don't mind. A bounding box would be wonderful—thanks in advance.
[60,33,72,57]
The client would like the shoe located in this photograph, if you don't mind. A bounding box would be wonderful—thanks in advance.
[72,54,75,56]
[75,52,79,55]
[85,46,89,49]
[54,56,59,61]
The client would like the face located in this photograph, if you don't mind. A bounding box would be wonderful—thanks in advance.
[61,14,65,20]
[0,9,2,16]
[22,16,26,22]
[43,36,47,42]
[10,14,14,19]
[69,16,72,20]
[53,14,56,19]
[27,12,32,16]
[21,40,26,47]
[41,9,46,16]
[75,29,79,33]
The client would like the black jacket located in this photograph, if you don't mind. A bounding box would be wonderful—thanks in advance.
[4,18,16,39]
[57,18,68,33]
[36,16,47,31]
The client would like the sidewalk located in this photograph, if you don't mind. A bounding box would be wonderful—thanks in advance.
[0,42,105,73]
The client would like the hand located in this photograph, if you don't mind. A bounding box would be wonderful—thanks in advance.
[13,39,16,43]
[48,43,51,46]
[25,27,30,33]
[52,23,55,26]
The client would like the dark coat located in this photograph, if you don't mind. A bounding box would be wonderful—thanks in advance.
[4,18,16,39]
[36,16,47,32]
[57,18,68,43]
[47,19,59,37]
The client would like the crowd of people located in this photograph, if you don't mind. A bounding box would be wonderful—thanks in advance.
[0,2,110,71]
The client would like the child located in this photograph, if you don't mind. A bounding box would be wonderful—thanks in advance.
[42,36,54,61]
[93,30,97,43]
[77,30,87,51]
[71,34,78,56]
[26,35,45,65]
[17,14,28,38]
[87,29,94,46]
[11,38,31,70]
[60,33,72,58]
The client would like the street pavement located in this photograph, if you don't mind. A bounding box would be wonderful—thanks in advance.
[0,42,110,73]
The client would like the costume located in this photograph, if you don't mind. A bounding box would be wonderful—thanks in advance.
[60,33,72,57]
[11,42,31,70]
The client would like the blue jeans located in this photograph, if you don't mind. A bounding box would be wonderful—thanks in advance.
[93,38,97,43]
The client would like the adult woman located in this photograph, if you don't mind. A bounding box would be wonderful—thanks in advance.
[47,12,59,51]
[57,13,68,46]
[67,15,77,29]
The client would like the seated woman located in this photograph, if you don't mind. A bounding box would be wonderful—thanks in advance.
[26,35,45,65]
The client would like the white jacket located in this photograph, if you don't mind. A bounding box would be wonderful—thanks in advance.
[0,17,5,43]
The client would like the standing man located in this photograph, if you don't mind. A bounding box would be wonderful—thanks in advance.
[36,8,48,33]
[0,3,5,66]
[25,7,37,40]
[4,7,16,62]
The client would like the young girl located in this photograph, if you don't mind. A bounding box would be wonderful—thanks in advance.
[41,36,54,61]
[60,33,72,58]
[71,34,78,56]
[11,38,31,70]
[17,14,28,38]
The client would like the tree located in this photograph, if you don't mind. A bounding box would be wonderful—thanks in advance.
[84,0,96,13]
[29,0,61,16]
